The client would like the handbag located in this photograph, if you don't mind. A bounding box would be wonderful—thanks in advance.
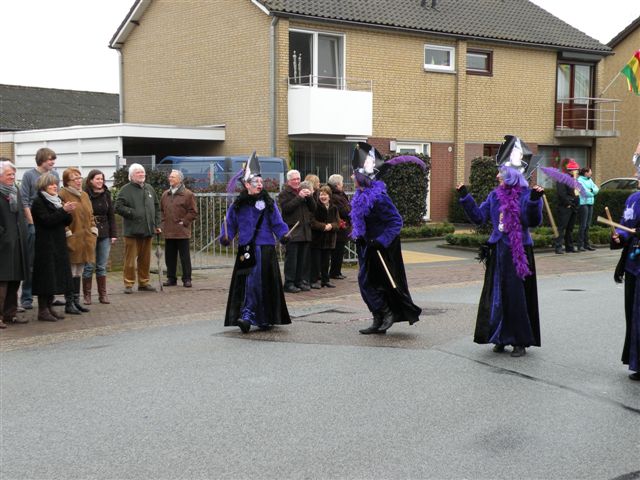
[235,210,265,273]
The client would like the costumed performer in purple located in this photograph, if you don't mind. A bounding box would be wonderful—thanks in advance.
[220,152,291,334]
[609,149,640,381]
[351,142,421,335]
[456,135,544,357]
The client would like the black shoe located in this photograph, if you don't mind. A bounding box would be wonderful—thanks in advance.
[322,282,336,288]
[378,306,395,332]
[585,245,596,251]
[21,303,33,310]
[629,372,640,381]
[298,283,311,292]
[565,247,577,253]
[74,301,90,313]
[52,299,66,306]
[138,285,157,292]
[577,247,585,252]
[492,344,506,353]
[284,285,301,293]
[162,280,178,287]
[65,302,81,315]
[310,282,321,289]
[183,280,192,288]
[237,319,251,333]
[511,346,526,357]
[330,274,346,280]
[554,248,564,255]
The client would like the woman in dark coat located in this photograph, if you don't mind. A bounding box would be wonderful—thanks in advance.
[310,185,339,289]
[31,173,75,322]
[220,154,291,333]
[0,160,29,328]
[350,142,421,334]
[82,169,117,304]
[328,174,351,280]
[457,136,544,357]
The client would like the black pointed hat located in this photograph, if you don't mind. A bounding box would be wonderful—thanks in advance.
[495,135,531,174]
[242,151,261,182]
[352,142,385,179]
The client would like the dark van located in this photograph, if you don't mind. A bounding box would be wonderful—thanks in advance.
[157,155,286,189]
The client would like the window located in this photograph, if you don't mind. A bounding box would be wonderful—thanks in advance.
[395,143,431,157]
[424,45,455,72]
[467,49,492,75]
[289,30,344,88]
[556,63,593,104]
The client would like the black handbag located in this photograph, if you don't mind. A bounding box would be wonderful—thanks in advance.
[235,211,265,273]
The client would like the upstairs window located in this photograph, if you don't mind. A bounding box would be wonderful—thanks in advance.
[467,49,492,75]
[424,45,455,72]
[289,30,344,88]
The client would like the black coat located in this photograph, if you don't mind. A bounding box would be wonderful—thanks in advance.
[0,189,29,282]
[310,203,338,249]
[87,188,117,239]
[276,185,316,242]
[31,193,74,296]
[330,186,351,243]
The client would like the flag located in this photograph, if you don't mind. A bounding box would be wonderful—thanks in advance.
[621,50,640,95]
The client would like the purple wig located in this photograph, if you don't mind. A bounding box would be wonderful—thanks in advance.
[499,166,528,188]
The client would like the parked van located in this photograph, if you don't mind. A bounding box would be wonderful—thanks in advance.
[157,155,286,189]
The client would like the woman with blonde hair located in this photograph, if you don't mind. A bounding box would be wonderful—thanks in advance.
[59,168,97,314]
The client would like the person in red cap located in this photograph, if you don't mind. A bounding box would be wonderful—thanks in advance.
[554,158,581,254]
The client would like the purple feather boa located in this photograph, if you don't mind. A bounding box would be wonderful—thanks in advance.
[350,180,387,239]
[495,184,531,280]
[386,155,427,170]
[540,167,586,198]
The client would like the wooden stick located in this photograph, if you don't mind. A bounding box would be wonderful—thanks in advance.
[284,220,300,238]
[597,215,636,234]
[223,215,228,241]
[376,250,397,289]
[542,194,559,238]
[604,207,616,236]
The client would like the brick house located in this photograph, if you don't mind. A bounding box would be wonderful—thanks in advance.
[110,0,618,220]
[595,16,640,181]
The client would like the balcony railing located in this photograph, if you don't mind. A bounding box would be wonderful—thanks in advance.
[555,97,620,137]
[288,75,372,92]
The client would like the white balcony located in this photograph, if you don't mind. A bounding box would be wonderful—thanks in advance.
[288,76,372,137]
[554,97,620,138]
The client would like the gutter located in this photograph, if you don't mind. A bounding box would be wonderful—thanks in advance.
[118,50,125,123]
[270,16,279,157]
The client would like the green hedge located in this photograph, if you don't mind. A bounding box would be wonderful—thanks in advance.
[401,222,455,239]
[383,153,431,226]
[445,225,612,248]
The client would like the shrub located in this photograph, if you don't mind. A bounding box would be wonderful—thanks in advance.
[468,157,498,234]
[401,222,455,238]
[383,153,431,227]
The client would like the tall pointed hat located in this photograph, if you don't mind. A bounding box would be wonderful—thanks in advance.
[352,142,385,179]
[243,151,261,182]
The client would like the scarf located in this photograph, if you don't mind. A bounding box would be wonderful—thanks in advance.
[62,186,82,197]
[41,191,63,209]
[495,184,531,280]
[0,183,18,213]
[350,180,386,239]
[170,184,184,196]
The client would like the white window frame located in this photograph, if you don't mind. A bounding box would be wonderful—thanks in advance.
[395,143,431,157]
[289,28,346,88]
[424,45,455,72]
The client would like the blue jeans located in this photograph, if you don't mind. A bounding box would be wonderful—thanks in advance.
[577,204,594,248]
[20,224,36,307]
[83,237,112,278]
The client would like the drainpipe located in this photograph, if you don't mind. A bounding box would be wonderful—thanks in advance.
[270,16,279,157]
[118,49,125,123]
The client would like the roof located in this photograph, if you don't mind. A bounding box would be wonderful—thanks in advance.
[608,15,640,48]
[0,84,119,132]
[258,0,610,54]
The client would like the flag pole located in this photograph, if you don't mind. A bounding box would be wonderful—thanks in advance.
[600,71,621,97]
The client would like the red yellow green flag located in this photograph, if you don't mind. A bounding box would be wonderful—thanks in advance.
[621,50,640,95]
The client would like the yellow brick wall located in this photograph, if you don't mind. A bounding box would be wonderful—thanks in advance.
[596,27,640,182]
[0,142,14,160]
[120,0,273,157]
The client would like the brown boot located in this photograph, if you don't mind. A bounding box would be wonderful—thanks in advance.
[97,276,110,304]
[37,296,58,322]
[82,276,92,305]
[47,296,65,320]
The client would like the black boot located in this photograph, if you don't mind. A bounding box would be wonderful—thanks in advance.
[73,277,90,313]
[377,305,395,332]
[359,311,384,335]
[65,292,81,315]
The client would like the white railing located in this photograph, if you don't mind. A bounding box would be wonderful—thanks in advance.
[555,97,620,132]
[288,75,372,92]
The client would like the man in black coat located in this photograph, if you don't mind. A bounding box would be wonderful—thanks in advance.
[277,169,316,293]
[554,159,580,254]
[0,160,30,327]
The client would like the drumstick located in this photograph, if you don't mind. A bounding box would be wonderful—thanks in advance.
[596,216,636,234]
[542,194,559,238]
[284,221,300,238]
[604,207,616,236]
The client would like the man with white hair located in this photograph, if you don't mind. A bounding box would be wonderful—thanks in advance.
[0,159,29,327]
[115,163,161,293]
[160,169,197,287]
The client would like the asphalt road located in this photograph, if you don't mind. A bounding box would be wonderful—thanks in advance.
[1,246,639,480]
